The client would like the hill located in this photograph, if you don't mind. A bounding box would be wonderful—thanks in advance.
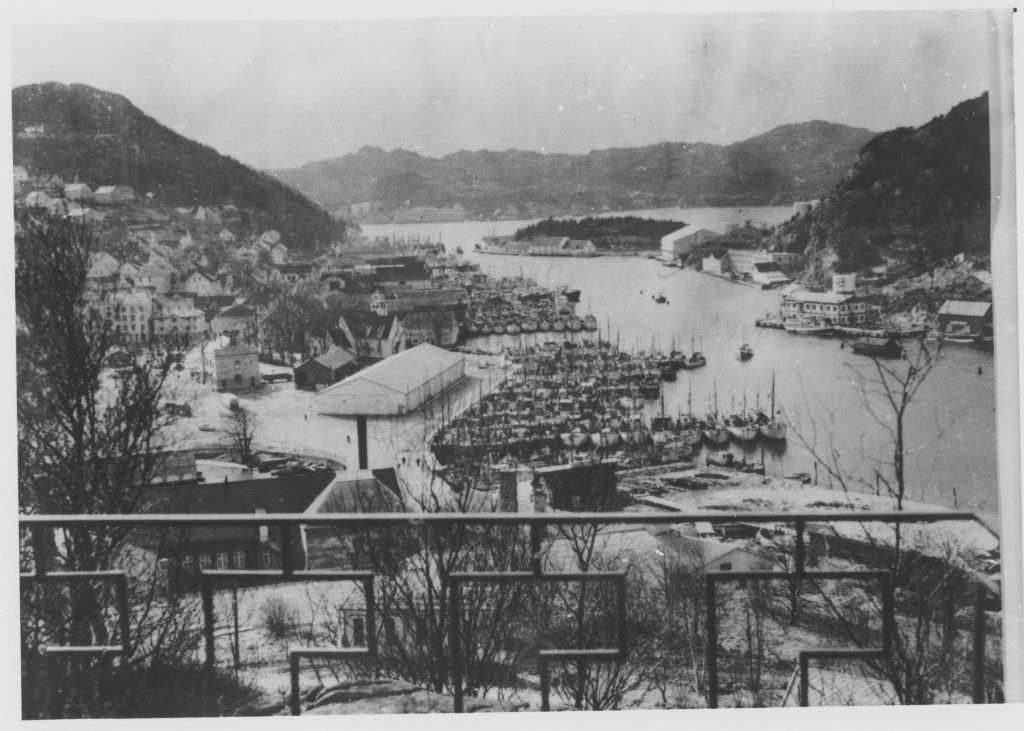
[513,216,687,252]
[269,121,875,218]
[770,92,990,284]
[12,82,347,251]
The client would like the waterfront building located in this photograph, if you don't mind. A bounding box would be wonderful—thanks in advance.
[751,262,791,288]
[728,248,774,275]
[202,333,260,390]
[702,251,728,275]
[398,309,460,348]
[314,343,465,416]
[527,236,569,255]
[937,300,992,338]
[781,289,867,324]
[660,225,719,258]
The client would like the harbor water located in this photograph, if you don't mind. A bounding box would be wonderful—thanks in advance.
[362,207,999,526]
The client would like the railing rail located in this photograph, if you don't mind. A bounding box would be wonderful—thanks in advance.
[19,509,1000,715]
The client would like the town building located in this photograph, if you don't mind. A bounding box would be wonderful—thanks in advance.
[94,185,136,204]
[135,262,179,294]
[294,346,361,391]
[202,334,260,391]
[398,310,460,348]
[336,312,405,361]
[526,236,569,255]
[771,252,805,272]
[139,470,402,592]
[104,289,154,343]
[24,191,51,208]
[63,183,93,201]
[660,225,719,259]
[151,295,206,343]
[563,239,598,256]
[210,304,259,344]
[13,165,29,183]
[217,228,237,243]
[269,262,321,285]
[314,343,465,416]
[676,536,766,573]
[937,300,993,338]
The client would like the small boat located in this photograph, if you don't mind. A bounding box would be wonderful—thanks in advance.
[567,317,583,332]
[660,369,677,382]
[654,294,667,304]
[538,320,551,332]
[850,336,903,359]
[521,319,538,333]
[456,246,464,255]
[553,319,566,332]
[738,343,753,361]
[582,314,599,331]
[506,322,521,335]
[563,289,582,303]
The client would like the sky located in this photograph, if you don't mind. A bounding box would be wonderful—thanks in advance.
[10,8,995,170]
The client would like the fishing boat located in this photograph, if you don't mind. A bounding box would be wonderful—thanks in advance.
[679,335,707,369]
[583,314,599,331]
[538,319,551,332]
[702,388,730,445]
[757,375,787,441]
[660,369,677,382]
[738,343,753,361]
[562,288,582,303]
[654,294,667,304]
[521,318,538,333]
[553,319,566,332]
[506,321,521,335]
[567,316,583,332]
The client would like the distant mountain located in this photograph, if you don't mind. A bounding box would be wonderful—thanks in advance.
[772,92,990,282]
[12,83,346,250]
[269,121,875,217]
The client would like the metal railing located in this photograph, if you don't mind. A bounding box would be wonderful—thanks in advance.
[19,509,999,714]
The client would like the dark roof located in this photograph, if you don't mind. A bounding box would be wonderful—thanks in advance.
[297,346,359,374]
[753,262,782,272]
[341,312,396,339]
[328,327,353,349]
[276,262,318,275]
[140,472,337,542]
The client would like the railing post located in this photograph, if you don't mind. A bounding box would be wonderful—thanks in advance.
[973,582,987,703]
[279,524,293,576]
[201,573,215,680]
[117,574,132,656]
[450,578,463,713]
[881,573,894,655]
[799,654,810,707]
[32,526,49,577]
[616,574,628,656]
[795,520,806,576]
[290,652,301,715]
[705,575,717,708]
[530,521,543,575]
[540,657,550,711]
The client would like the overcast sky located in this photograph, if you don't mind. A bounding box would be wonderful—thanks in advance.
[11,9,993,170]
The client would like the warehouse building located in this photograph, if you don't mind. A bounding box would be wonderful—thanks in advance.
[314,343,465,416]
[660,225,719,259]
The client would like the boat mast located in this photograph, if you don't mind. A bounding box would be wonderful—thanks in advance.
[771,373,776,415]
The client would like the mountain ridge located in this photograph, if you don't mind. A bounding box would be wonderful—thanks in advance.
[268,121,876,217]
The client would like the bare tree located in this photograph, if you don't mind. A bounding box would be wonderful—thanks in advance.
[225,406,258,465]
[790,339,998,704]
[16,210,234,718]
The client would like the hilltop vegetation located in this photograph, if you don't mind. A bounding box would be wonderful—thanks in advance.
[13,83,348,251]
[514,216,685,251]
[771,93,990,284]
[270,121,874,218]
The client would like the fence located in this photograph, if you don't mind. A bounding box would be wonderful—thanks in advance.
[19,509,1000,715]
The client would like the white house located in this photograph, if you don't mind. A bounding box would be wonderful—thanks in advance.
[750,262,791,288]
[702,251,728,275]
[727,249,775,276]
[151,295,206,342]
[202,334,260,391]
[314,343,465,416]
[24,191,52,208]
[660,225,719,259]
[13,165,29,182]
[64,183,93,201]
